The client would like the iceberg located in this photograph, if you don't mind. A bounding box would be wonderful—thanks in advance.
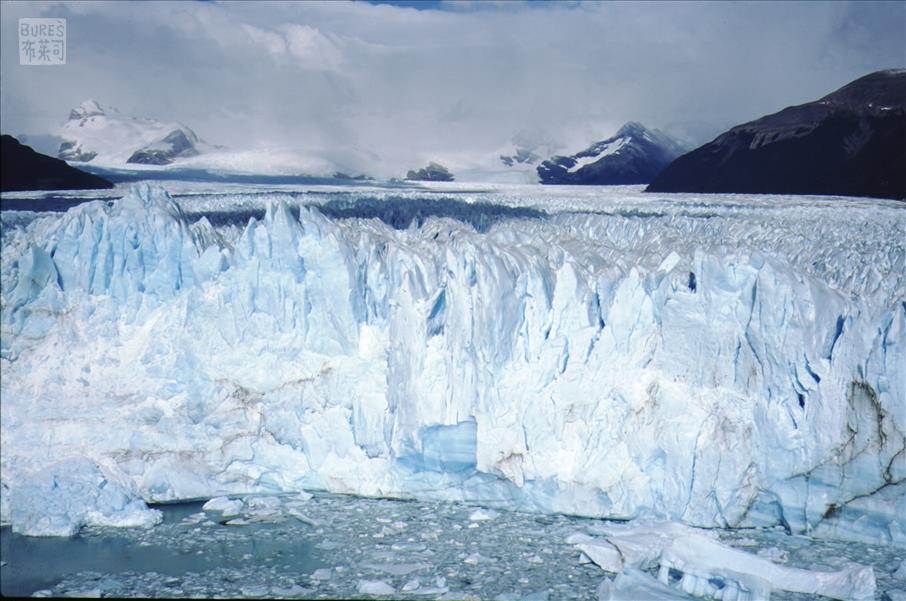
[1,184,903,544]
[572,520,875,600]
[597,568,698,601]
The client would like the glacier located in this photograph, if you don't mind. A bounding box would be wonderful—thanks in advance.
[0,183,903,546]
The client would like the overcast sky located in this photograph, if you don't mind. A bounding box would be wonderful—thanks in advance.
[1,0,904,174]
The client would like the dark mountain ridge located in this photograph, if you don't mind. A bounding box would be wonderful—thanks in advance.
[1,135,114,192]
[647,70,906,199]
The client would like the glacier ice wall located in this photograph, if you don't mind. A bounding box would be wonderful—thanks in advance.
[1,184,903,541]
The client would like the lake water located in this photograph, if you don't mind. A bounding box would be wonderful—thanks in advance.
[1,493,904,599]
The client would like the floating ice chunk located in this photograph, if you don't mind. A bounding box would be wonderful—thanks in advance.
[469,508,500,521]
[882,591,906,601]
[365,562,430,575]
[240,585,268,597]
[202,496,243,517]
[357,579,396,595]
[892,557,906,580]
[270,585,313,597]
[416,585,451,596]
[577,521,695,572]
[661,529,876,600]
[579,520,876,600]
[464,552,495,565]
[392,542,427,552]
[597,569,696,601]
[9,458,161,536]
[402,578,420,592]
[246,495,281,512]
[287,509,321,527]
[311,568,332,580]
[242,495,284,522]
[64,588,101,598]
[574,537,623,572]
[657,555,770,600]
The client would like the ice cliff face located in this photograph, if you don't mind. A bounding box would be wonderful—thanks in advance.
[1,185,903,542]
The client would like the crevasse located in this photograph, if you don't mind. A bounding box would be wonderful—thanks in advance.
[1,184,903,542]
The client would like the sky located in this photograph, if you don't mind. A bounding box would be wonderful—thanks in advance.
[1,0,904,176]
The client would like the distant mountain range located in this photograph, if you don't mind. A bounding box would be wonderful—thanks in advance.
[1,135,113,191]
[10,70,903,197]
[499,148,540,168]
[406,162,454,182]
[56,100,211,166]
[537,122,685,185]
[647,70,906,200]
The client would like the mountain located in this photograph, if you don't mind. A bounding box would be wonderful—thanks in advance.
[406,162,454,182]
[1,135,114,191]
[499,129,561,169]
[647,70,906,199]
[57,100,206,166]
[127,128,200,165]
[333,171,374,181]
[537,122,685,185]
[499,147,539,167]
[14,133,65,157]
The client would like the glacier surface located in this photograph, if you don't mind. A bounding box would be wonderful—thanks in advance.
[1,183,903,543]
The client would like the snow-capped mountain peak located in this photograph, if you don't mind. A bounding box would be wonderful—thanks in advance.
[614,121,686,155]
[68,99,108,121]
[614,120,647,137]
[537,121,685,185]
[57,100,206,166]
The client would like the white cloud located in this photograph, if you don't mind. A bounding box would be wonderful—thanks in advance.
[282,24,344,71]
[242,24,287,57]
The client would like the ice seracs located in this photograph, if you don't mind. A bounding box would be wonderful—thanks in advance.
[9,458,161,537]
[1,184,903,547]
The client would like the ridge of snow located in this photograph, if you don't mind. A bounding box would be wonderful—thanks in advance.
[567,137,630,172]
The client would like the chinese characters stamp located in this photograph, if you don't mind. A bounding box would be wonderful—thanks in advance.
[19,18,66,65]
